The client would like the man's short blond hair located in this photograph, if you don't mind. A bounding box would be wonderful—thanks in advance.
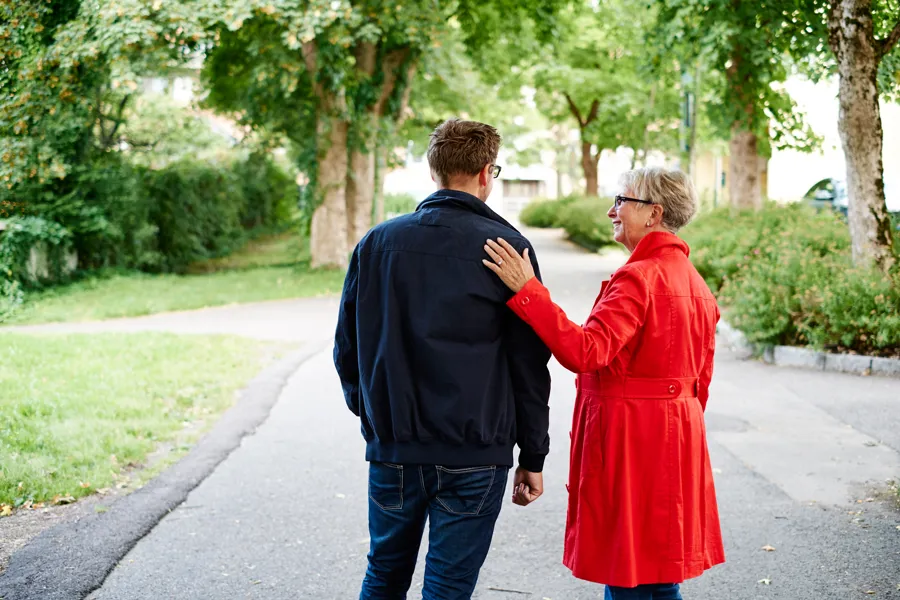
[619,167,698,232]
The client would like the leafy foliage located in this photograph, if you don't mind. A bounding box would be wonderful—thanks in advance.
[684,204,900,357]
[520,196,576,228]
[519,195,616,250]
[654,0,823,156]
[534,1,682,157]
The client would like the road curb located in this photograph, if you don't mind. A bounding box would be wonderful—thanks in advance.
[0,342,327,600]
[716,320,900,379]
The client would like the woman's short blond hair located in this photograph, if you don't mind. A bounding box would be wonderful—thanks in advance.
[619,167,698,232]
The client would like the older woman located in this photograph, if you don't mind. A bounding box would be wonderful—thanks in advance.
[483,167,725,600]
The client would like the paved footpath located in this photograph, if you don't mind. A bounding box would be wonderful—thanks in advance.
[42,227,899,599]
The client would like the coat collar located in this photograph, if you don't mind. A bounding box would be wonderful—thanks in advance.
[625,231,690,265]
[417,189,521,233]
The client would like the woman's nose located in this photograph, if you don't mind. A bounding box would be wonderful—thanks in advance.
[607,204,617,218]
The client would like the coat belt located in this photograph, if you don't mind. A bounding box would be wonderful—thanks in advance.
[576,375,700,399]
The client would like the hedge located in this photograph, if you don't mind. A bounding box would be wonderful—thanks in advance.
[520,196,615,251]
[0,152,295,319]
[683,204,899,357]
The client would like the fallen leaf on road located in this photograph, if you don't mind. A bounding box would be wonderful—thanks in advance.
[79,482,91,489]
[0,504,12,517]
[863,441,879,447]
[52,494,75,505]
[758,578,771,585]
[761,545,776,552]
[864,591,876,595]
[335,493,346,499]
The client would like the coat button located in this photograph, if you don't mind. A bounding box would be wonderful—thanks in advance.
[521,297,530,305]
[668,384,677,394]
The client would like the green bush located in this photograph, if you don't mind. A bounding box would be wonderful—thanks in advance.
[233,152,296,229]
[518,196,615,251]
[0,217,74,284]
[682,203,849,293]
[384,193,419,217]
[687,202,899,358]
[520,197,569,228]
[142,153,295,273]
[557,198,616,251]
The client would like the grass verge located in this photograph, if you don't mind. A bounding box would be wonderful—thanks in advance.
[0,332,292,512]
[6,230,346,325]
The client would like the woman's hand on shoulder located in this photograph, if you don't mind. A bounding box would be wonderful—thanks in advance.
[483,238,535,293]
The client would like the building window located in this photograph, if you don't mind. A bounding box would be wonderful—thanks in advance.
[503,179,544,198]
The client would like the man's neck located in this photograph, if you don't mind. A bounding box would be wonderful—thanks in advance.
[442,182,484,202]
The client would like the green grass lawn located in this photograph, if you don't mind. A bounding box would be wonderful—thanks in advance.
[6,230,346,325]
[0,332,291,510]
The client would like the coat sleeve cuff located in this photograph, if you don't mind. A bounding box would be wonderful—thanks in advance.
[507,277,547,321]
[517,450,545,473]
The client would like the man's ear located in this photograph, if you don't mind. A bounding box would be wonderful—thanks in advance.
[479,164,491,187]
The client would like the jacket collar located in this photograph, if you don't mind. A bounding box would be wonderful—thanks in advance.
[626,231,690,264]
[417,189,521,233]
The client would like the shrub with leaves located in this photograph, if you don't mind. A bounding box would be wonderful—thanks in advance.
[557,197,616,251]
[520,197,573,228]
[688,203,899,357]
[682,203,849,293]
[518,196,615,250]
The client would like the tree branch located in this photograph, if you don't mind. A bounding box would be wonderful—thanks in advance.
[564,93,585,127]
[355,41,378,78]
[373,48,411,117]
[301,40,324,99]
[586,99,600,125]
[105,94,131,146]
[394,62,417,125]
[878,18,900,61]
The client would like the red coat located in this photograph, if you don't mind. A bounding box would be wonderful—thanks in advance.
[508,231,725,587]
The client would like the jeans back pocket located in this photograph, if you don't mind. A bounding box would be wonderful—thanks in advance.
[369,462,403,511]
[435,466,498,516]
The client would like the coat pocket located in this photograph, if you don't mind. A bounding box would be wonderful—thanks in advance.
[580,402,605,480]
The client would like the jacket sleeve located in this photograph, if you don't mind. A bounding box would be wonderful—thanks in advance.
[504,244,552,473]
[507,267,649,374]
[698,306,720,411]
[333,247,361,416]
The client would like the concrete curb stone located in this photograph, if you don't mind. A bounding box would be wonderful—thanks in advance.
[717,319,900,379]
[0,342,327,600]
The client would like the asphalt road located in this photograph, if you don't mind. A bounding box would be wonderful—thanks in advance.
[83,227,900,600]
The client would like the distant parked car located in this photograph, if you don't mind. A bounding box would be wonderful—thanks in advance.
[803,178,848,215]
[803,178,899,228]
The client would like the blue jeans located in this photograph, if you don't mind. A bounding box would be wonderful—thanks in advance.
[605,584,683,600]
[360,462,510,600]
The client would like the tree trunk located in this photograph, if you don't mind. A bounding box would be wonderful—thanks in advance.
[728,129,762,210]
[688,62,701,176]
[310,116,350,269]
[581,140,599,197]
[374,144,386,223]
[347,145,376,246]
[829,0,896,270]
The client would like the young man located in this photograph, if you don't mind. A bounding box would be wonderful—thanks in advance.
[334,118,552,599]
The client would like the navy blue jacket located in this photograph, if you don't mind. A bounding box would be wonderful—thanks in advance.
[334,189,552,471]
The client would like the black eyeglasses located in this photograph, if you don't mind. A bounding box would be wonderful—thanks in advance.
[489,164,502,179]
[614,195,653,209]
